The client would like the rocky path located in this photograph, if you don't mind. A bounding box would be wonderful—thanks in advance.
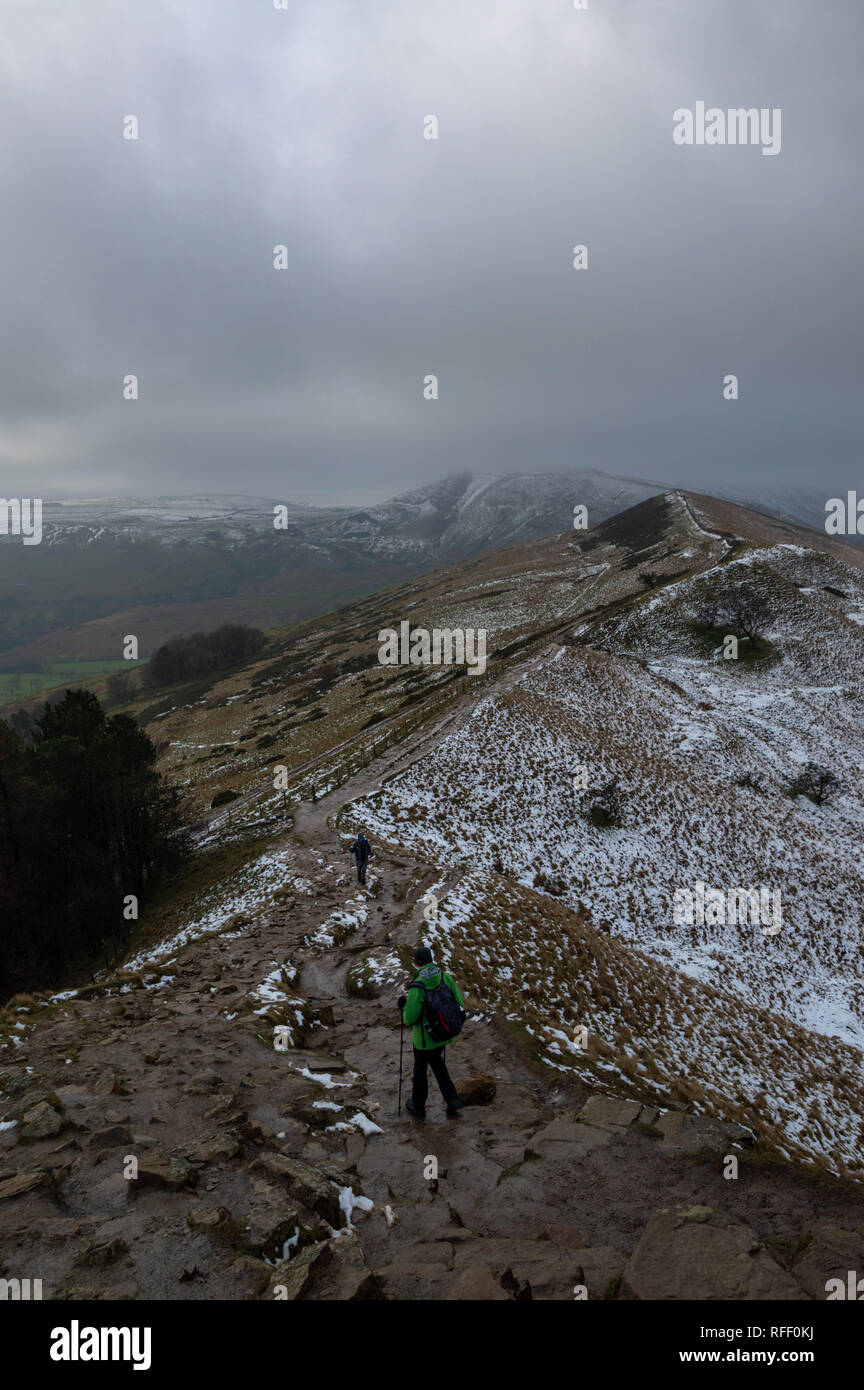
[4,659,864,1300]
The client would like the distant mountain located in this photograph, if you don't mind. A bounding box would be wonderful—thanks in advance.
[0,473,666,675]
[31,472,663,561]
[309,471,666,561]
[0,471,849,686]
[30,471,843,562]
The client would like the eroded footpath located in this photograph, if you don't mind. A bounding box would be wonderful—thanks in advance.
[3,783,864,1301]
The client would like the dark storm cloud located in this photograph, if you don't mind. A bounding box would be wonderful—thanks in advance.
[0,0,861,503]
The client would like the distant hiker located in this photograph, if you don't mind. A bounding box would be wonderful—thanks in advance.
[397,947,465,1118]
[350,831,371,885]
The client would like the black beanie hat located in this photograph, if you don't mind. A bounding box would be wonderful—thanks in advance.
[413,946,433,967]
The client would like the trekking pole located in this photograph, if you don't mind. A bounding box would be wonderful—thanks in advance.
[397,1018,404,1115]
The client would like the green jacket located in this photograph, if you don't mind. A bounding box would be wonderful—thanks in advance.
[402,963,465,1050]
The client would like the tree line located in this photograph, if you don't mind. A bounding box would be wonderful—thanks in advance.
[145,624,265,688]
[0,689,188,1002]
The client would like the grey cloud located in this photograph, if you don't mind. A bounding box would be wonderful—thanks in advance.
[0,0,861,504]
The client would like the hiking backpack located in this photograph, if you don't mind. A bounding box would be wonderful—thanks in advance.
[411,973,465,1043]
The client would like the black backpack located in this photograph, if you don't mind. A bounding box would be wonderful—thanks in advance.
[411,971,465,1043]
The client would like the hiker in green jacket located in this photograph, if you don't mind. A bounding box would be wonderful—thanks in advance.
[397,946,465,1118]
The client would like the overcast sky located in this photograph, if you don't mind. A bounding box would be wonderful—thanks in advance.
[0,0,861,506]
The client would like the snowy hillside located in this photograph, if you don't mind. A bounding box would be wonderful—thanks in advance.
[341,502,864,1178]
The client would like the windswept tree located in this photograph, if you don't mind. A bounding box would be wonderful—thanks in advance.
[790,762,841,806]
[695,581,770,643]
[583,777,622,829]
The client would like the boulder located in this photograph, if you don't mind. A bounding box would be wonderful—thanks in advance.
[525,1118,612,1160]
[5,1088,59,1120]
[240,1119,276,1147]
[302,1057,349,1074]
[183,1130,241,1164]
[204,1096,246,1123]
[20,1102,64,1141]
[0,1070,41,1097]
[791,1224,864,1300]
[88,1124,133,1151]
[250,1153,342,1227]
[27,1216,81,1242]
[0,1170,47,1201]
[93,1071,130,1096]
[303,1234,382,1300]
[293,1096,343,1130]
[578,1095,642,1130]
[133,1149,196,1192]
[654,1111,752,1154]
[452,1237,547,1272]
[455,1074,497,1106]
[241,1206,300,1257]
[624,1205,810,1300]
[502,1253,585,1301]
[266,1242,330,1300]
[187,1205,232,1232]
[224,1256,272,1298]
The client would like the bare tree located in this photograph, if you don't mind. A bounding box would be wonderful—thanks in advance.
[789,762,841,806]
[583,777,622,829]
[694,582,770,643]
[721,583,770,642]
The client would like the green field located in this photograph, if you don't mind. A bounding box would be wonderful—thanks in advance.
[0,660,148,708]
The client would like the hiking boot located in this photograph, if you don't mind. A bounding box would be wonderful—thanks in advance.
[446,1101,463,1117]
[406,1099,425,1119]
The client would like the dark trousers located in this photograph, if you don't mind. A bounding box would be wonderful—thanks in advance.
[355,857,368,884]
[412,1045,459,1111]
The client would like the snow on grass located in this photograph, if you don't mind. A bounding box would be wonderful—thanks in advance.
[341,542,864,1178]
[126,849,300,971]
[305,898,368,950]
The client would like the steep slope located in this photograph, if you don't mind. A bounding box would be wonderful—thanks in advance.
[4,474,854,711]
[0,471,660,685]
[340,493,864,1178]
